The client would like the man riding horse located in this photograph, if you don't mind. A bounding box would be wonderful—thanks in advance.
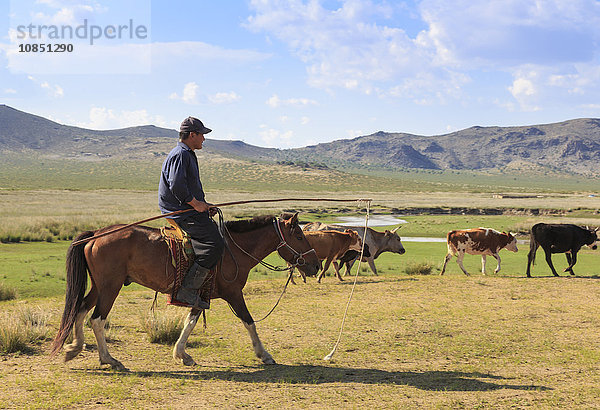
[158,116,224,309]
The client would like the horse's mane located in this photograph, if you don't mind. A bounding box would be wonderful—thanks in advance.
[225,215,276,233]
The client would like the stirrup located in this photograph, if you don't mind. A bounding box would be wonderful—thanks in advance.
[169,287,210,309]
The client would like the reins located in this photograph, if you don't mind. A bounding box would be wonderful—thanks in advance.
[216,208,312,323]
[70,198,371,246]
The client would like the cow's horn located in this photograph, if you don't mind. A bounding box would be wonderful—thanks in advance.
[391,226,401,234]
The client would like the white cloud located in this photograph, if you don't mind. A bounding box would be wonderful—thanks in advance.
[27,75,64,97]
[258,124,294,147]
[246,0,447,97]
[151,41,271,65]
[4,88,17,94]
[208,91,241,104]
[301,116,310,125]
[266,94,317,108]
[247,0,600,109]
[77,106,171,129]
[169,82,199,104]
[508,71,540,111]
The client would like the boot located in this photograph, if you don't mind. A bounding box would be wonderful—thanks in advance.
[170,262,211,309]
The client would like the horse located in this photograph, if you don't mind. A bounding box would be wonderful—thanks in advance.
[51,212,320,370]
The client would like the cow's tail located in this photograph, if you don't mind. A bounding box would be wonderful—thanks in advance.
[51,231,94,356]
[528,229,537,265]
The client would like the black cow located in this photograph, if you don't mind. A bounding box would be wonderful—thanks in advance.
[526,223,598,277]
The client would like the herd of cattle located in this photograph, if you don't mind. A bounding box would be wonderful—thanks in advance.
[292,222,598,281]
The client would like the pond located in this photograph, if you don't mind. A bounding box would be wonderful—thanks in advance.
[334,215,408,227]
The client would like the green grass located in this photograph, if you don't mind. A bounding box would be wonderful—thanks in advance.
[3,153,600,194]
[3,221,600,299]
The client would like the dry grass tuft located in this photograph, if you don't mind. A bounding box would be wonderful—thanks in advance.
[404,261,434,275]
[142,310,184,345]
[0,282,17,301]
[0,307,49,354]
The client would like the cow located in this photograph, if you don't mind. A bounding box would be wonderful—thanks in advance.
[290,229,369,283]
[526,223,598,277]
[303,222,405,276]
[441,228,518,276]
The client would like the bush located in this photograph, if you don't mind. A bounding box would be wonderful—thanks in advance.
[404,262,434,276]
[0,282,17,301]
[143,311,184,345]
[0,307,49,354]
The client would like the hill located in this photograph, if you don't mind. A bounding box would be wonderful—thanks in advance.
[285,120,600,176]
[1,105,600,176]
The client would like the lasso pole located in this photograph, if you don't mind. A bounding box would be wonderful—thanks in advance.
[70,198,372,246]
[324,199,371,361]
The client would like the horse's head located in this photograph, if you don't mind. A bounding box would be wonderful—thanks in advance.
[277,212,321,278]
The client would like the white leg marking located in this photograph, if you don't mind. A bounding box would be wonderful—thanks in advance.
[90,317,126,370]
[244,322,275,364]
[173,311,201,366]
[481,255,487,274]
[64,309,88,361]
[493,253,501,273]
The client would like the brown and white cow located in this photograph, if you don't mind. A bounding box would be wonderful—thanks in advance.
[441,228,518,276]
[303,222,405,276]
[292,229,367,283]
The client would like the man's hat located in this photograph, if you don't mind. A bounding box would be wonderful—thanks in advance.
[180,116,212,134]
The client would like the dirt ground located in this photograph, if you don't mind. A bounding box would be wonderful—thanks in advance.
[3,274,600,408]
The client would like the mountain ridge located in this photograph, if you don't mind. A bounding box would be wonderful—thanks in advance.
[1,104,599,176]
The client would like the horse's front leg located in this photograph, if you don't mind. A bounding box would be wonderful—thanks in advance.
[228,292,275,364]
[173,309,203,366]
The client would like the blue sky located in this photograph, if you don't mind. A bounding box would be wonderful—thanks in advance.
[1,0,600,148]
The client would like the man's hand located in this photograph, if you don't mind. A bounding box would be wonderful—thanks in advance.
[188,198,212,214]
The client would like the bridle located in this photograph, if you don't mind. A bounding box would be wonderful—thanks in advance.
[273,217,317,268]
[219,213,316,273]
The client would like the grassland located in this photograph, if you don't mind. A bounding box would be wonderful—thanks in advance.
[2,154,600,407]
[3,267,600,407]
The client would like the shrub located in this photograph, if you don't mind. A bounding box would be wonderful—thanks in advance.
[0,307,49,354]
[0,282,17,301]
[404,262,434,276]
[143,311,184,345]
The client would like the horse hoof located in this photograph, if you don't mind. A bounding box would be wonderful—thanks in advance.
[111,362,127,371]
[262,357,276,365]
[64,348,82,362]
[182,356,197,366]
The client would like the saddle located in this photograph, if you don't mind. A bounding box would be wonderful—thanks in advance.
[161,219,216,305]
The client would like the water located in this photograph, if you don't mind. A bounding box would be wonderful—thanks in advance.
[402,237,447,242]
[335,215,408,227]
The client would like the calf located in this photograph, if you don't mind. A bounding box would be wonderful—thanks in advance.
[441,228,518,275]
[294,230,367,283]
[526,223,598,277]
[303,222,405,276]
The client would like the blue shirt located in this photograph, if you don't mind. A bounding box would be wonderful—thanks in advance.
[158,142,206,220]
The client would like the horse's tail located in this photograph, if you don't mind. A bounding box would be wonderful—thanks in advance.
[51,231,94,356]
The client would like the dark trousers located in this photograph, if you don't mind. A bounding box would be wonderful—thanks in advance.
[177,213,225,269]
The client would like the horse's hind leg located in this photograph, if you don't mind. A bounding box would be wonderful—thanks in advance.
[173,309,203,366]
[64,285,98,361]
[90,285,126,371]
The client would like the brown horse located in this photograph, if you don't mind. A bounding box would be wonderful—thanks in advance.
[51,213,320,370]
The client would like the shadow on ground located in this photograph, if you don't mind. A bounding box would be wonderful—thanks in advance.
[80,364,550,392]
